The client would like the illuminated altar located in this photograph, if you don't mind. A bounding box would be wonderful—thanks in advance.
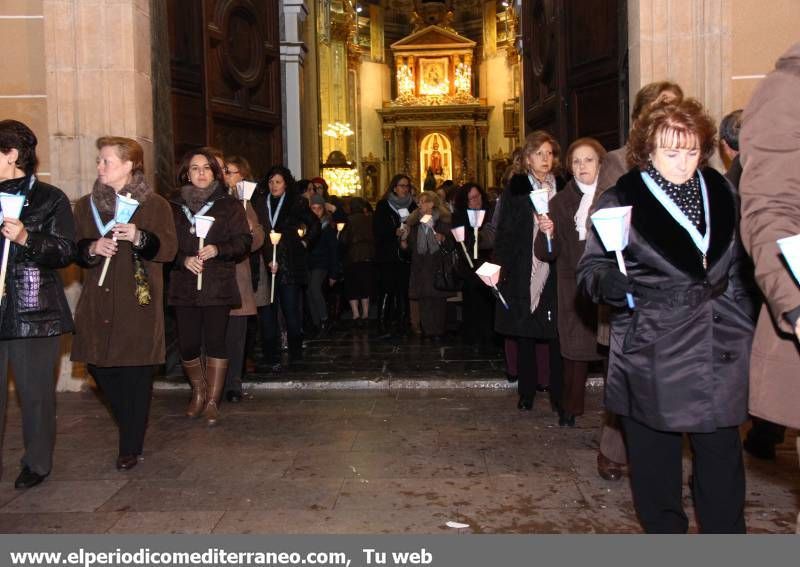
[378,24,493,188]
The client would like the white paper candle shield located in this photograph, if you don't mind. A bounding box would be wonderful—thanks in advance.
[297,227,306,238]
[0,193,25,219]
[467,209,486,228]
[476,262,501,287]
[529,190,550,215]
[777,234,800,285]
[114,194,139,224]
[194,215,215,239]
[420,214,432,225]
[269,231,282,246]
[235,180,257,201]
[0,194,23,304]
[398,208,410,221]
[590,206,632,252]
[451,226,465,242]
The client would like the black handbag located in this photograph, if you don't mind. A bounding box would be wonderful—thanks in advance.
[433,240,464,292]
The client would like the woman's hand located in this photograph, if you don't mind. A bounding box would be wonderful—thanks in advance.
[1,218,28,246]
[269,261,278,274]
[537,214,554,237]
[184,255,203,275]
[396,225,407,238]
[328,278,337,287]
[91,237,118,258]
[434,232,445,243]
[325,203,337,214]
[112,223,139,244]
[197,244,219,261]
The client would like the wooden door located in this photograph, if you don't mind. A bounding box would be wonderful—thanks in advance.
[168,0,283,179]
[521,0,627,153]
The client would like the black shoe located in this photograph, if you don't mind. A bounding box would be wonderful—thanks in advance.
[116,455,138,471]
[14,466,47,489]
[536,384,550,393]
[226,391,242,403]
[506,373,518,383]
[517,395,534,411]
[558,412,575,427]
[743,437,777,460]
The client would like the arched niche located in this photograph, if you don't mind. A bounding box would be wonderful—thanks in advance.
[419,132,453,186]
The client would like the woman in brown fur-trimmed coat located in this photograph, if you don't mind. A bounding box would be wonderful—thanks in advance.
[72,137,177,471]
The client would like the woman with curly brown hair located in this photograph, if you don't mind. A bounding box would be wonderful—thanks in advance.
[72,137,177,470]
[578,99,756,533]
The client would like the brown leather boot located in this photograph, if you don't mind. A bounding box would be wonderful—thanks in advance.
[182,358,205,418]
[202,357,228,426]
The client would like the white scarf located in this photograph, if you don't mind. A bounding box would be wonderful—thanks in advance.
[574,179,597,241]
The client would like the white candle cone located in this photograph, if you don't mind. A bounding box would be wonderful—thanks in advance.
[336,222,345,240]
[451,226,474,268]
[420,214,432,225]
[236,180,257,210]
[297,226,306,238]
[0,193,26,304]
[777,234,800,286]
[98,193,140,287]
[529,190,552,253]
[398,208,410,222]
[194,215,215,292]
[269,231,282,303]
[467,208,485,260]
[590,206,635,309]
[476,262,509,309]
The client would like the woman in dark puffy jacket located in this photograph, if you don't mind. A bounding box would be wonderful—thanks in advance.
[0,120,76,489]
[251,166,319,367]
[168,148,251,426]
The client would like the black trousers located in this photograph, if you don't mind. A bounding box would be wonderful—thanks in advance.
[89,365,154,457]
[461,276,495,345]
[174,305,231,359]
[622,416,746,533]
[0,336,60,476]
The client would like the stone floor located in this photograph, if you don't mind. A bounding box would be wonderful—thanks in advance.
[0,386,797,534]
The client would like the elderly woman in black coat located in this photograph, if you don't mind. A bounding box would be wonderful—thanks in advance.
[0,120,76,489]
[494,130,563,411]
[252,166,319,367]
[577,99,755,533]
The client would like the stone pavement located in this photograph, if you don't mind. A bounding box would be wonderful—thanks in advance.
[0,387,796,534]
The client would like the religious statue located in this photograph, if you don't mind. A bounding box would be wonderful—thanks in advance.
[429,142,443,175]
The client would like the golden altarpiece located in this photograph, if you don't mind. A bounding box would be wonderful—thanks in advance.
[378,25,493,188]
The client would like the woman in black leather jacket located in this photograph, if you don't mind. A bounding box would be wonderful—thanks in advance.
[0,120,76,489]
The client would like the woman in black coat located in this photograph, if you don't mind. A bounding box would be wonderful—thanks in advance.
[0,120,76,489]
[251,166,319,366]
[494,131,563,411]
[577,99,755,533]
[169,149,251,425]
[373,174,417,337]
[452,183,495,349]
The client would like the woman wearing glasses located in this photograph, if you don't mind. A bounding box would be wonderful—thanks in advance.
[221,156,264,402]
[168,148,251,425]
[535,138,606,426]
[373,174,417,337]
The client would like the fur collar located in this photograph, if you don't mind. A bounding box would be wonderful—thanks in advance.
[175,181,225,213]
[614,167,736,279]
[91,170,152,221]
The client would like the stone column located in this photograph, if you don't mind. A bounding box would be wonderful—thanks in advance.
[628,0,732,140]
[41,0,155,390]
[280,0,309,177]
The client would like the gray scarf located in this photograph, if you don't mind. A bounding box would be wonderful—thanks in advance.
[387,191,413,212]
[415,211,440,255]
[180,181,218,213]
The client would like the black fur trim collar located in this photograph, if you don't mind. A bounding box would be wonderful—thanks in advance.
[614,167,735,279]
[508,173,533,196]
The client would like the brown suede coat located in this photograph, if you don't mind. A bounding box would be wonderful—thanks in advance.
[71,189,177,366]
[230,203,265,317]
[739,42,800,429]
